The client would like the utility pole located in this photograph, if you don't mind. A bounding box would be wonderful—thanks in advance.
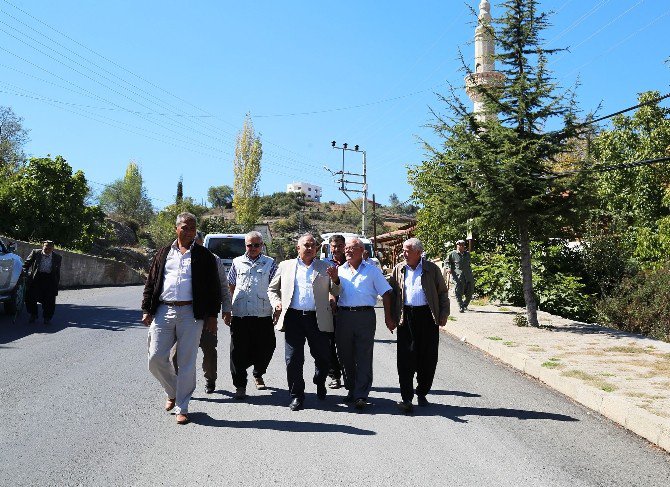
[325,141,368,236]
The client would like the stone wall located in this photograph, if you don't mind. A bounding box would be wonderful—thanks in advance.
[1,236,143,288]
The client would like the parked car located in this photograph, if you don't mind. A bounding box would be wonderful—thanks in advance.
[203,233,266,273]
[0,238,26,316]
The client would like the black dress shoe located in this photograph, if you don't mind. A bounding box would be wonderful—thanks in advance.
[396,401,414,414]
[317,383,327,400]
[417,395,429,407]
[289,398,304,411]
[354,398,368,410]
[205,381,215,394]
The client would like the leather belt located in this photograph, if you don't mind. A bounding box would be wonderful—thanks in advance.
[339,306,374,311]
[404,304,429,310]
[288,308,316,315]
[163,300,193,307]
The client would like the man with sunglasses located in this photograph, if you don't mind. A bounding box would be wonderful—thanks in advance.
[227,231,278,399]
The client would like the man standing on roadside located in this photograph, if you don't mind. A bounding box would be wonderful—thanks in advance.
[142,212,220,425]
[336,237,395,410]
[389,238,449,413]
[23,240,62,325]
[325,234,345,389]
[268,233,341,411]
[447,239,474,313]
[227,231,277,399]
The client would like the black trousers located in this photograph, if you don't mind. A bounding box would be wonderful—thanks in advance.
[327,316,342,380]
[397,305,439,402]
[284,309,330,400]
[230,316,276,388]
[25,272,57,320]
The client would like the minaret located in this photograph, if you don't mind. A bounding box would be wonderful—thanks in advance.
[465,0,504,122]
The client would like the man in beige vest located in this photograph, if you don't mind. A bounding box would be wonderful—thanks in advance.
[227,231,277,399]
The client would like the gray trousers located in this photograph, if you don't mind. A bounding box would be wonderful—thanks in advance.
[335,308,376,400]
[148,304,203,415]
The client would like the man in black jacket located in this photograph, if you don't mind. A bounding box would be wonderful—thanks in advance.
[23,240,62,325]
[141,212,220,425]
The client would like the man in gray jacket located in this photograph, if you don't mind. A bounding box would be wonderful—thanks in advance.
[389,238,449,413]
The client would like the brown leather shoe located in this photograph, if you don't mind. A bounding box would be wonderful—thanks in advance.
[164,398,176,411]
[254,376,266,390]
[176,413,189,425]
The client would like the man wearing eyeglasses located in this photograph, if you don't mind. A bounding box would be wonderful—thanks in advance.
[227,231,278,399]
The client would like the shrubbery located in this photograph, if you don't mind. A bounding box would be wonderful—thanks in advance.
[472,241,595,322]
[596,263,670,342]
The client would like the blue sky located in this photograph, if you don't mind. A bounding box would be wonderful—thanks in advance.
[1,0,668,210]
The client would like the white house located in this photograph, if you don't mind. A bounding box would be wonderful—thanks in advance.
[286,181,322,202]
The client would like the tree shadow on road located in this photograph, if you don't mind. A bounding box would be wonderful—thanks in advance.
[0,304,142,344]
[187,413,376,435]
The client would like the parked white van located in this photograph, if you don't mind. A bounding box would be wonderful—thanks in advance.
[203,233,247,273]
[319,232,380,267]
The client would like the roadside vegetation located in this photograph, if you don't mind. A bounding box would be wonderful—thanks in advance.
[409,0,670,342]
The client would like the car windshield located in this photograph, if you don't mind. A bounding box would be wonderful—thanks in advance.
[207,237,247,260]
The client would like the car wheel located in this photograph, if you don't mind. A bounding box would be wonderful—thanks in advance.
[5,275,26,318]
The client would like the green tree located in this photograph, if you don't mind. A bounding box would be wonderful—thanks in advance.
[207,184,234,210]
[0,155,105,250]
[176,176,183,205]
[589,91,670,265]
[98,161,154,225]
[0,106,29,176]
[410,0,585,326]
[233,115,262,230]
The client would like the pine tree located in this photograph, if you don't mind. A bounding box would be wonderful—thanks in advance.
[410,0,586,326]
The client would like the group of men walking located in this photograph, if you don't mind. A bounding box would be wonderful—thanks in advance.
[141,211,455,424]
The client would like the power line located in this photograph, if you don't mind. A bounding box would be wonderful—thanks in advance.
[0,0,328,176]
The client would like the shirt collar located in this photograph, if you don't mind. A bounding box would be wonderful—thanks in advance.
[405,259,423,273]
[342,259,367,271]
[297,257,314,269]
[245,253,263,263]
[171,239,194,251]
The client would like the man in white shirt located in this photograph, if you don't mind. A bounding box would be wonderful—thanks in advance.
[335,237,395,409]
[141,212,221,425]
[389,238,449,413]
[268,233,341,411]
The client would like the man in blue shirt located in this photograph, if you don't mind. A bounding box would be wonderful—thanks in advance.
[335,237,395,409]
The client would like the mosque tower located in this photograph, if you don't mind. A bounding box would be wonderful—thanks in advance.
[465,0,505,121]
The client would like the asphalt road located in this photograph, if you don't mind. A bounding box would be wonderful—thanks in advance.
[1,286,669,486]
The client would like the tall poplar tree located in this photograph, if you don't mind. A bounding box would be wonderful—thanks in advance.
[233,115,262,230]
[98,161,154,225]
[410,0,586,326]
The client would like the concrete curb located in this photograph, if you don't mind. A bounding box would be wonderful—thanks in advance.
[441,322,670,453]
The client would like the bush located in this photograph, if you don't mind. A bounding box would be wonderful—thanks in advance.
[596,263,670,342]
[472,241,595,322]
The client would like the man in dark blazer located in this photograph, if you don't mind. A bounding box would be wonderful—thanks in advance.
[141,212,221,425]
[23,240,62,325]
[388,238,449,414]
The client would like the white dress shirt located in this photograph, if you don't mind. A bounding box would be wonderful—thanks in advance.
[404,261,428,306]
[159,240,194,302]
[289,257,316,311]
[338,260,391,307]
